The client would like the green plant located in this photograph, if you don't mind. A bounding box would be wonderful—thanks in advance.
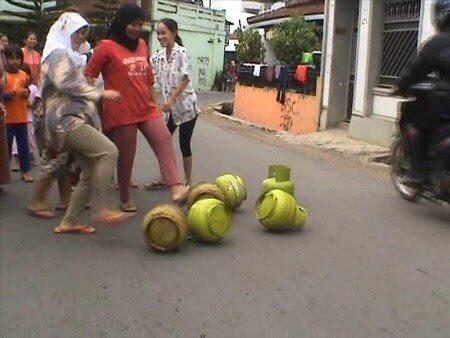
[91,0,122,25]
[1,0,71,49]
[235,28,265,64]
[269,15,320,66]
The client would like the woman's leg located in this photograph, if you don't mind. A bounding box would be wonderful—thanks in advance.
[57,167,73,209]
[28,121,36,163]
[28,175,56,218]
[145,114,176,189]
[58,125,127,233]
[109,125,138,204]
[138,117,189,203]
[178,116,197,185]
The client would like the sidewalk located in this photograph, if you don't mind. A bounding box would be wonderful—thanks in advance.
[202,99,391,165]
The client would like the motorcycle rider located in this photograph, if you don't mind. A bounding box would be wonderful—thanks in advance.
[396,0,450,184]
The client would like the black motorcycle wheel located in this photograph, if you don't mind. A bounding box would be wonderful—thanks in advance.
[390,138,420,202]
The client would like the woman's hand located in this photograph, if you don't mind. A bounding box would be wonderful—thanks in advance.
[102,90,121,102]
[162,98,174,112]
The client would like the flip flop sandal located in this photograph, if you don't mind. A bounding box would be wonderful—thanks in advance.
[54,225,95,234]
[27,208,56,219]
[22,176,34,183]
[144,181,167,191]
[120,201,137,213]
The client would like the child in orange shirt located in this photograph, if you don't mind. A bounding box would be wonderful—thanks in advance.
[3,45,33,182]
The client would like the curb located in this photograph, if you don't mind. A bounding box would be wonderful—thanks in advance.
[203,103,392,167]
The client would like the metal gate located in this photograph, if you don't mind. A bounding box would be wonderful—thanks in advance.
[379,0,421,87]
[346,0,359,121]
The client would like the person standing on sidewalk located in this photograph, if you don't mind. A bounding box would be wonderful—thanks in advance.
[146,18,199,190]
[39,12,129,234]
[85,4,190,212]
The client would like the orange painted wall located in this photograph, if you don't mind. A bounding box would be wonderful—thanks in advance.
[234,82,321,135]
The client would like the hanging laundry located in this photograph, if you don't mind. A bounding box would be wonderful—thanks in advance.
[295,65,309,85]
[253,64,261,77]
[301,52,313,65]
[274,64,282,80]
[276,66,290,104]
[265,64,275,83]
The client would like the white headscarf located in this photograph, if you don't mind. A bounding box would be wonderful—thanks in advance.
[42,12,89,67]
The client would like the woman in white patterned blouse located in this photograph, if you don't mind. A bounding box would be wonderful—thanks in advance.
[147,18,199,189]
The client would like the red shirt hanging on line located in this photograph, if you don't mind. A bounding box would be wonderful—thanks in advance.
[295,65,309,85]
[85,39,159,132]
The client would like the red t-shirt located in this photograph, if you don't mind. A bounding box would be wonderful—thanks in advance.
[85,39,159,132]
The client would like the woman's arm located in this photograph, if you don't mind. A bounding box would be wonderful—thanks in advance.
[149,84,158,103]
[47,50,102,102]
[85,41,109,86]
[162,77,189,111]
[161,49,192,112]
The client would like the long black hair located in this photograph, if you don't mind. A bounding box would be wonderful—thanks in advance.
[108,4,146,51]
[159,18,183,47]
[89,24,109,47]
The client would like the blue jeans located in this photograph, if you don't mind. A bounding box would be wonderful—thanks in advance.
[7,123,31,173]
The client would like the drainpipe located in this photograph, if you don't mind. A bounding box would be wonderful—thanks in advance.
[317,0,330,131]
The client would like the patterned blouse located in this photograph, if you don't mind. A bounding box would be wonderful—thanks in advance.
[151,43,199,125]
[41,49,102,153]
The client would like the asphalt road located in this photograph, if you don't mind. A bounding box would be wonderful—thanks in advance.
[1,106,449,337]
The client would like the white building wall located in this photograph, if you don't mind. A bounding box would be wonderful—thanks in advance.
[352,0,374,117]
[419,0,437,43]
[321,0,335,109]
[321,0,437,146]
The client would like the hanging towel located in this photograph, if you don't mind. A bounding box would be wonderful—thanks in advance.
[253,65,261,77]
[274,64,282,80]
[295,65,309,85]
[265,64,275,83]
[301,52,313,65]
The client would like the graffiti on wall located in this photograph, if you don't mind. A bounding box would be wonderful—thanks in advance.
[279,98,299,132]
[197,57,210,88]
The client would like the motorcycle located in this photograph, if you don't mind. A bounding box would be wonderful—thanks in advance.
[390,83,450,204]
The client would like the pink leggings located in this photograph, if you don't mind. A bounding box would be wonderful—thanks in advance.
[108,116,181,203]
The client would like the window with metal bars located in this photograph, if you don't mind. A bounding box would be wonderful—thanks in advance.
[379,0,421,87]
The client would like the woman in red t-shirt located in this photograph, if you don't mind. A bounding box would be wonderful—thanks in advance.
[86,4,189,211]
[21,31,41,86]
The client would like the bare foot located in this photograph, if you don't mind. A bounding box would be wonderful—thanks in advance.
[171,184,190,205]
[22,173,34,183]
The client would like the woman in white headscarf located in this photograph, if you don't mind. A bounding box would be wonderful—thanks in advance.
[35,12,129,234]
